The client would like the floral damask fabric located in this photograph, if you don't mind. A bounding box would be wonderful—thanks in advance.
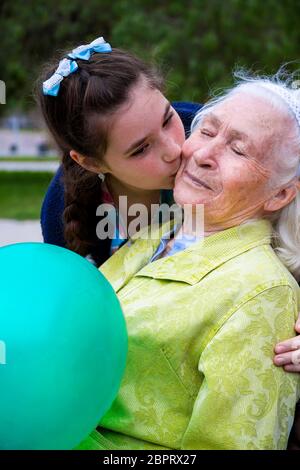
[77,219,300,450]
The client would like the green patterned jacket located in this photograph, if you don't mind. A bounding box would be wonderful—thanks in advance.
[78,219,300,450]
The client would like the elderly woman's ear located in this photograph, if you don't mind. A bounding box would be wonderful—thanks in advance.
[263,181,299,213]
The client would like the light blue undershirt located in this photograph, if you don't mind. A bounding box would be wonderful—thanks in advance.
[150,227,201,262]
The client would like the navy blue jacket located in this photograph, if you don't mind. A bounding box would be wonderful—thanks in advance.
[40,101,202,262]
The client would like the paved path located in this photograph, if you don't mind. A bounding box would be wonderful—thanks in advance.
[0,161,59,172]
[0,129,58,157]
[0,219,43,247]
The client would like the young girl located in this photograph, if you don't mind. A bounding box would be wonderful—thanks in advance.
[37,37,300,447]
[37,36,200,266]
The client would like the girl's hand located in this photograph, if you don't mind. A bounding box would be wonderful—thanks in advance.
[273,312,300,372]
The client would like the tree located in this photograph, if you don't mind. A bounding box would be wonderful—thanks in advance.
[1,0,300,115]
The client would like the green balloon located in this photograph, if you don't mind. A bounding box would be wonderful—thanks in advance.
[0,243,127,449]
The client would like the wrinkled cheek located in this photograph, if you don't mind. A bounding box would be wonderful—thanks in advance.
[244,159,272,182]
[231,175,264,196]
[245,172,269,197]
[224,179,268,212]
[227,161,270,193]
[210,174,267,215]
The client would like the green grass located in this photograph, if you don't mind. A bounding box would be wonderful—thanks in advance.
[0,171,54,219]
[0,156,58,162]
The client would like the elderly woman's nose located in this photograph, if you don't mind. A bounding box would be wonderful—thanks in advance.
[191,139,220,168]
[193,148,218,170]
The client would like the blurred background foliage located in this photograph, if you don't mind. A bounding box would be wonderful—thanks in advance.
[0,0,299,221]
[1,0,300,115]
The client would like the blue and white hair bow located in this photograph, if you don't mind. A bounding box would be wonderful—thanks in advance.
[68,36,112,60]
[43,37,112,96]
[42,58,78,97]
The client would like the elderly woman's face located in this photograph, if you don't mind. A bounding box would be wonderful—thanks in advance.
[174,93,286,228]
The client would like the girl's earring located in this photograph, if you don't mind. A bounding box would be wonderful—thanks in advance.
[98,172,105,182]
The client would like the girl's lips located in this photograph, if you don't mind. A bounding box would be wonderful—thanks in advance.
[183,170,212,190]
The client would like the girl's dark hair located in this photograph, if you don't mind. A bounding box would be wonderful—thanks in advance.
[36,47,163,264]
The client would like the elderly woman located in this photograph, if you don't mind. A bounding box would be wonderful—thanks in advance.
[77,72,300,450]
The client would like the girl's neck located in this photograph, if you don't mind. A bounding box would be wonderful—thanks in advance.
[105,175,161,225]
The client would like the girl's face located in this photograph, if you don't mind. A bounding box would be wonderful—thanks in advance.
[101,80,185,190]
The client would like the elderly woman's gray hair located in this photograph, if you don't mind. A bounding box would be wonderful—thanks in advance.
[191,69,300,280]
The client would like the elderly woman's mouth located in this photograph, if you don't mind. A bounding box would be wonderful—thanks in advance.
[183,170,213,190]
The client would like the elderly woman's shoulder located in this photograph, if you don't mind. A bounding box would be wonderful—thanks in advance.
[232,240,300,303]
[210,242,300,339]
